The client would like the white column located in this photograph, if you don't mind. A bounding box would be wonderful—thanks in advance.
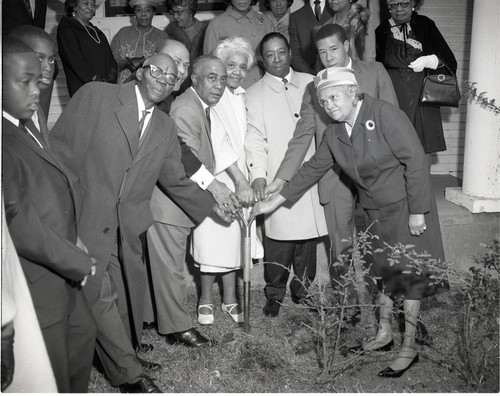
[445,0,500,213]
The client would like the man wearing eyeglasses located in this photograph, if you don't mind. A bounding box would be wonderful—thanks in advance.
[49,53,233,393]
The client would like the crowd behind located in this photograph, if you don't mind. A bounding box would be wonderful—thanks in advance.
[2,0,456,392]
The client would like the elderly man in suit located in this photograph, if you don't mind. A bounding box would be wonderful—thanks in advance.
[265,23,398,301]
[145,42,229,347]
[2,37,96,393]
[246,33,328,317]
[50,52,232,393]
[288,0,334,74]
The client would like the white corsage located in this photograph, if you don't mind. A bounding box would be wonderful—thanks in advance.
[366,120,375,131]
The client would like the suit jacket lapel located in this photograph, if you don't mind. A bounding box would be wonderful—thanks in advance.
[186,88,213,151]
[36,108,51,148]
[3,117,63,172]
[116,83,140,158]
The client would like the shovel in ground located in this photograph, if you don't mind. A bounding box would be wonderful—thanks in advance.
[235,210,255,334]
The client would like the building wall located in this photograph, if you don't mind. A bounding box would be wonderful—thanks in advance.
[45,0,472,176]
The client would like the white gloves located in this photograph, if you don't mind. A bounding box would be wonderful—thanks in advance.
[408,54,439,72]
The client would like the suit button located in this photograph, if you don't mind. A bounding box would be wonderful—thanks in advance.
[249,163,253,167]
[103,227,110,234]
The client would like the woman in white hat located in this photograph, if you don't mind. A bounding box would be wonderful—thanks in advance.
[252,66,448,378]
[57,0,117,96]
[111,0,168,83]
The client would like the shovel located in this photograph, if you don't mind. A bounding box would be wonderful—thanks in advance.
[235,210,255,333]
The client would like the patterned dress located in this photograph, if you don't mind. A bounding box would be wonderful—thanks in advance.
[111,25,168,84]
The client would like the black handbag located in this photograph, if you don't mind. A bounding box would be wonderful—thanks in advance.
[420,64,460,107]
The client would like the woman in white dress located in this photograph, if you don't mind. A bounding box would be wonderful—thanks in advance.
[193,36,262,325]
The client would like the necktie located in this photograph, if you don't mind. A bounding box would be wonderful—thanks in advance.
[138,109,149,139]
[314,0,321,22]
[205,107,211,130]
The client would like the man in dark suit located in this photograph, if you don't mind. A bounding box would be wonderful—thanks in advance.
[288,0,334,74]
[50,53,231,393]
[266,23,398,293]
[2,37,96,393]
[2,0,48,35]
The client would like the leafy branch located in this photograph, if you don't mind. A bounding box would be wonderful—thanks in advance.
[462,82,500,115]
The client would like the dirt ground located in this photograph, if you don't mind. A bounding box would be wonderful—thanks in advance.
[88,282,499,393]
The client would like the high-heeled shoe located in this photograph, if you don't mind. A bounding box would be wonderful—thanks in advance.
[198,304,214,325]
[221,303,243,323]
[348,340,394,355]
[378,353,419,378]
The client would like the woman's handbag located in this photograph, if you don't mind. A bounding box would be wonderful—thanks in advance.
[420,64,460,107]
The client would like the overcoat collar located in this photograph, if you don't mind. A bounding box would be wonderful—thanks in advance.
[262,68,299,93]
[116,82,141,158]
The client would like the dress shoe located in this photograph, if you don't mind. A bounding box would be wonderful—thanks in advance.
[135,343,153,353]
[348,340,394,355]
[143,321,156,330]
[378,353,419,378]
[263,299,281,317]
[119,374,161,393]
[221,303,243,323]
[137,357,161,372]
[197,304,214,325]
[166,328,210,348]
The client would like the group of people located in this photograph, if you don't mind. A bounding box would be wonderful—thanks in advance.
[2,0,456,392]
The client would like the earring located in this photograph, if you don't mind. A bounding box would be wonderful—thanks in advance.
[72,11,77,16]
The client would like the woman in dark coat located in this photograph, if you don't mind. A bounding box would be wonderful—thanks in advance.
[57,0,117,96]
[252,67,448,378]
[375,0,457,156]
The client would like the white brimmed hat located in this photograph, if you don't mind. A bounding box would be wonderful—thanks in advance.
[314,67,358,93]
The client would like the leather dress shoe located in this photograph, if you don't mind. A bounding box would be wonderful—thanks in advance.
[143,321,156,330]
[263,299,281,317]
[119,374,161,393]
[137,357,161,372]
[166,328,210,347]
[135,343,153,353]
[348,340,394,355]
[378,353,419,378]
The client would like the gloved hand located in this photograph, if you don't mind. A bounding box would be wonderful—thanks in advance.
[408,54,439,72]
[1,322,15,391]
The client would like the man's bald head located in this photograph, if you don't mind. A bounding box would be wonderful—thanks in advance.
[159,39,190,91]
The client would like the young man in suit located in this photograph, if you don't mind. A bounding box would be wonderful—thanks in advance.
[8,25,57,123]
[246,33,328,317]
[49,53,232,393]
[2,37,97,393]
[266,23,398,300]
[288,0,334,74]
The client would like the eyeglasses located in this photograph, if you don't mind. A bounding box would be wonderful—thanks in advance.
[169,8,189,16]
[388,1,410,10]
[143,64,180,85]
